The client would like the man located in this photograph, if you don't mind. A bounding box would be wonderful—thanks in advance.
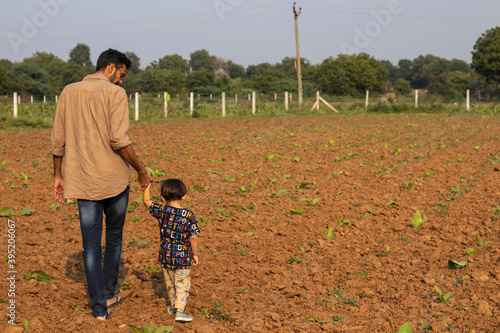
[51,49,152,320]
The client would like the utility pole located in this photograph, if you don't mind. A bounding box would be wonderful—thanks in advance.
[293,2,303,110]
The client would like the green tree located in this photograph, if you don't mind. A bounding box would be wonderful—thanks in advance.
[189,49,213,72]
[472,26,500,84]
[187,68,214,91]
[69,43,92,68]
[125,51,141,75]
[227,60,246,79]
[24,52,66,94]
[428,71,471,100]
[13,62,51,97]
[313,53,387,96]
[159,54,189,72]
[0,60,16,95]
[139,68,169,93]
[61,62,88,86]
[393,78,412,95]
[246,63,274,80]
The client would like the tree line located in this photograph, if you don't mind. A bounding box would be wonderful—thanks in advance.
[1,27,499,101]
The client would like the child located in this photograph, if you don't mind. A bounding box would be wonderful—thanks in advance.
[143,179,200,322]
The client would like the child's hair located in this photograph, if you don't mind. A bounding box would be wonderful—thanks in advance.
[161,179,187,202]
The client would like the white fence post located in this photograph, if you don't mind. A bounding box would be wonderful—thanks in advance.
[31,95,33,104]
[285,91,289,111]
[13,92,18,118]
[316,91,320,110]
[365,90,369,110]
[55,95,58,103]
[190,92,194,117]
[135,92,139,121]
[43,96,46,103]
[415,90,419,109]
[252,91,256,115]
[222,92,226,117]
[164,92,168,118]
[466,89,470,112]
[235,94,238,103]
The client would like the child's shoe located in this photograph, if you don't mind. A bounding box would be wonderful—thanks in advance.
[167,306,176,315]
[175,311,193,322]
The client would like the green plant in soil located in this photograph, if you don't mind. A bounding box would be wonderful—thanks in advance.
[433,286,452,303]
[234,289,255,296]
[332,315,345,325]
[341,296,358,307]
[146,265,162,274]
[118,278,130,292]
[327,287,345,299]
[412,210,427,228]
[475,236,492,247]
[300,198,319,206]
[203,300,232,321]
[24,270,50,282]
[68,301,84,312]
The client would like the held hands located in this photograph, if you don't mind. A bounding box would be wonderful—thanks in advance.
[192,255,199,266]
[138,170,153,188]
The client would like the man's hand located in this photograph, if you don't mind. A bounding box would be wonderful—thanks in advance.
[54,175,65,203]
[138,171,153,188]
[192,255,199,266]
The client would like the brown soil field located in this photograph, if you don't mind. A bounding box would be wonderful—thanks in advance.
[1,113,499,333]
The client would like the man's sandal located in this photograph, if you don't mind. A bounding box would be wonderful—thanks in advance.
[107,295,123,308]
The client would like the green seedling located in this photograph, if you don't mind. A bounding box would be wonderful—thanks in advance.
[127,235,151,248]
[21,172,30,180]
[433,286,452,303]
[266,154,275,160]
[132,215,141,222]
[295,182,311,189]
[68,301,84,312]
[385,200,395,207]
[323,226,333,237]
[300,198,319,206]
[448,259,466,270]
[290,207,304,215]
[192,185,204,190]
[366,205,374,214]
[397,322,413,333]
[476,236,492,247]
[316,298,332,306]
[224,177,235,182]
[0,161,6,169]
[335,217,350,226]
[236,247,247,255]
[24,270,50,282]
[0,299,7,303]
[288,256,308,264]
[145,166,166,176]
[217,208,230,217]
[246,232,253,236]
[465,248,478,255]
[404,182,414,190]
[268,189,287,198]
[425,170,435,177]
[283,174,291,179]
[118,278,130,292]
[250,179,258,188]
[267,177,277,184]
[23,319,29,331]
[412,210,427,228]
[230,203,255,212]
[203,300,231,321]
[341,297,358,307]
[305,316,318,322]
[385,245,391,254]
[0,207,15,217]
[293,157,300,163]
[146,265,162,274]
[327,287,345,299]
[128,325,173,333]
[198,215,210,224]
[300,247,306,253]
[332,315,345,325]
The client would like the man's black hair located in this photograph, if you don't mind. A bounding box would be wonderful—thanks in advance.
[95,49,131,72]
[161,179,187,202]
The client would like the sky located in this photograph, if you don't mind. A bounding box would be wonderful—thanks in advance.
[0,0,499,69]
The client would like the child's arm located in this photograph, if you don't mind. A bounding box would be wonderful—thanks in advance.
[190,235,199,265]
[143,183,153,208]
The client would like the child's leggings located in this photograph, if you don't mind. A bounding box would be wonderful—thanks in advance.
[162,268,191,312]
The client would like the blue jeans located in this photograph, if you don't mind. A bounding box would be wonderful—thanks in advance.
[78,187,129,317]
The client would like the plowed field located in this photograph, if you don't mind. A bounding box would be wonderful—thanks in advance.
[1,113,499,332]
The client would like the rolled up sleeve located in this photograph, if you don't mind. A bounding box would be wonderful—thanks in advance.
[50,91,66,156]
[109,90,131,150]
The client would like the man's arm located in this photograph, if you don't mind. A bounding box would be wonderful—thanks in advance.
[117,144,152,187]
[53,156,65,203]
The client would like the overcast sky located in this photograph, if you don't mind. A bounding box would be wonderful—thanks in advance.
[1,0,499,69]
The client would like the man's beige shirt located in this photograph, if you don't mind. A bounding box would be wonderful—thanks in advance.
[50,74,132,200]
